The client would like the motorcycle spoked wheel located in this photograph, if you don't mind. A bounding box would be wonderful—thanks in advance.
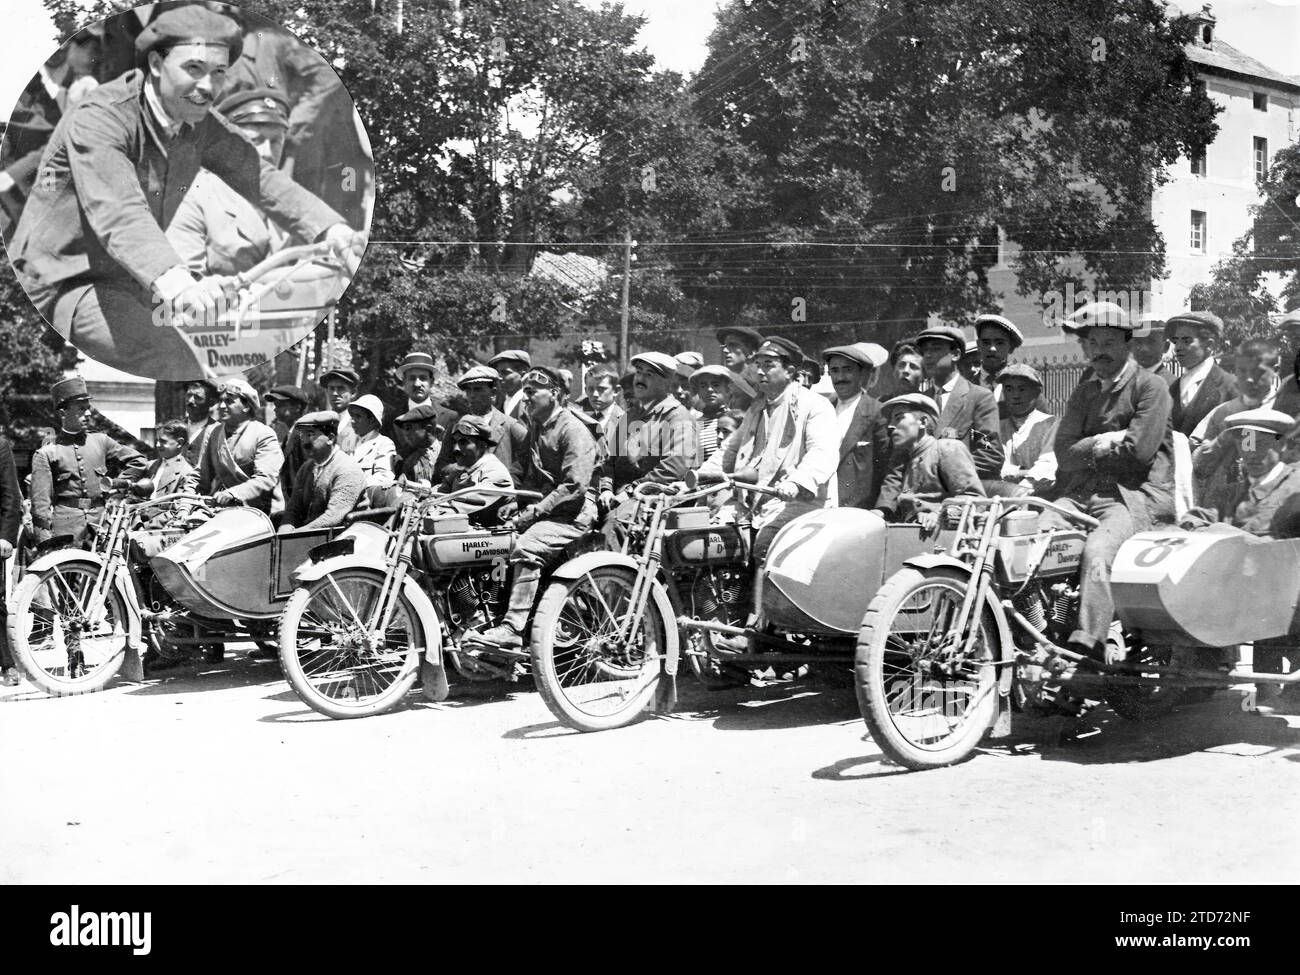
[530,566,665,732]
[9,560,131,696]
[855,568,1001,771]
[1102,636,1186,721]
[278,571,422,719]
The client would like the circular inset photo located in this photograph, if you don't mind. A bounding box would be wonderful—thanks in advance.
[1,2,373,382]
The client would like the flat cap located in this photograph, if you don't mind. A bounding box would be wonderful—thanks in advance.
[135,6,243,61]
[218,376,260,410]
[295,410,339,430]
[347,394,384,424]
[754,335,803,363]
[974,313,1025,349]
[1223,407,1295,437]
[630,351,679,378]
[217,87,289,127]
[716,325,764,350]
[882,393,940,423]
[1062,301,1133,333]
[488,349,532,371]
[674,351,704,379]
[318,367,360,388]
[396,351,437,378]
[457,365,501,388]
[689,363,755,399]
[914,324,968,354]
[1165,310,1224,340]
[395,403,440,424]
[995,362,1043,388]
[51,376,90,405]
[265,384,310,405]
[822,344,879,371]
[452,415,499,444]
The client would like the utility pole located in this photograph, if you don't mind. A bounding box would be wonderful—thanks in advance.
[619,230,632,371]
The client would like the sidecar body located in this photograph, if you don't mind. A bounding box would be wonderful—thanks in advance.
[1113,525,1300,648]
[149,509,386,621]
[758,508,954,634]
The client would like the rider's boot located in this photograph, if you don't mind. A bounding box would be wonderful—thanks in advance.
[466,565,540,652]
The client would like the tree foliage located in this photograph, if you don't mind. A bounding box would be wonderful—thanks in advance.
[689,0,1220,349]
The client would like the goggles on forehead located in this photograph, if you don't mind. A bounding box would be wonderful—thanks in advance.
[522,369,558,388]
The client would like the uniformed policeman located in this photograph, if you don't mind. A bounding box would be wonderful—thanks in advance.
[28,376,148,546]
[166,87,301,277]
[8,6,364,380]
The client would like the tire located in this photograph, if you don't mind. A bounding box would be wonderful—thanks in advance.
[278,571,423,719]
[855,567,1000,770]
[9,560,131,696]
[1103,639,1185,721]
[530,566,665,732]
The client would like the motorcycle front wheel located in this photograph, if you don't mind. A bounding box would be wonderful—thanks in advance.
[856,568,1000,770]
[530,566,665,732]
[9,560,131,695]
[278,571,422,719]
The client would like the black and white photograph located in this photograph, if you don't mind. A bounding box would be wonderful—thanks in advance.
[0,0,1296,904]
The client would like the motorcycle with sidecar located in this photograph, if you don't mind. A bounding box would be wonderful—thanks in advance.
[527,473,962,732]
[6,484,374,695]
[276,483,604,719]
[854,495,1300,770]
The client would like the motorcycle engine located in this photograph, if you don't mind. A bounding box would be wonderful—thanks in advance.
[444,570,505,629]
[689,567,748,624]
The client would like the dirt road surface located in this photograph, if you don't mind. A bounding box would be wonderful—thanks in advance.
[2,657,1297,884]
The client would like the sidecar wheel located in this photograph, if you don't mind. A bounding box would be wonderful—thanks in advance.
[279,572,422,719]
[8,560,130,696]
[856,568,1000,770]
[530,567,664,732]
[1103,640,1184,721]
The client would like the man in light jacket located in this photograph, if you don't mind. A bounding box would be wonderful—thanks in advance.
[695,335,838,562]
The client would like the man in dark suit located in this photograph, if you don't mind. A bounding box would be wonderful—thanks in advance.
[434,365,528,482]
[0,433,23,686]
[382,351,457,446]
[1166,311,1237,437]
[7,6,361,380]
[821,343,890,508]
[914,324,1004,481]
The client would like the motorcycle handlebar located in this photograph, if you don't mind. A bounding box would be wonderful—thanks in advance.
[951,494,1101,530]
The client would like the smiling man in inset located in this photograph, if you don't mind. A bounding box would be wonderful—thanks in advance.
[8,5,364,380]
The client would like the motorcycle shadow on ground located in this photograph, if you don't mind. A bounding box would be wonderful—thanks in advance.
[503,673,862,740]
[813,693,1300,780]
[258,673,538,723]
[122,652,287,698]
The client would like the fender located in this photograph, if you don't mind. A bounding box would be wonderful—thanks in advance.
[547,550,682,684]
[291,558,443,670]
[15,549,145,655]
[900,553,1015,702]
